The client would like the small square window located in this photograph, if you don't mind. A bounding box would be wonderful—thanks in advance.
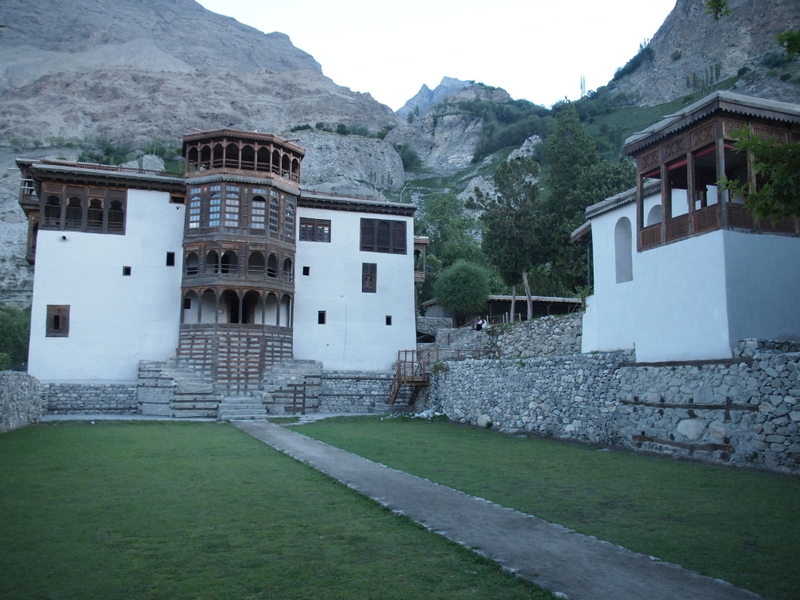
[302,266,310,276]
[385,315,392,326]
[183,298,192,309]
[46,305,70,337]
[318,311,326,325]
[122,266,132,276]
[166,252,175,266]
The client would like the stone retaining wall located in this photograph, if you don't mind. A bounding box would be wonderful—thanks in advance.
[0,371,43,433]
[416,347,800,474]
[43,383,138,414]
[417,316,453,336]
[318,371,393,413]
[485,312,582,359]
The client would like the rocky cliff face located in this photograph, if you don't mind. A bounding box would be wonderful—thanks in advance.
[613,0,800,105]
[397,77,473,118]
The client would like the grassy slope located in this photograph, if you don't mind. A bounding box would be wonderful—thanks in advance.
[298,416,800,600]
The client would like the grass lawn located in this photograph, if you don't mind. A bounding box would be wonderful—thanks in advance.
[0,421,552,600]
[297,416,800,600]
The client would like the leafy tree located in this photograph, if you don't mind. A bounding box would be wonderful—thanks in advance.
[432,260,490,316]
[550,160,636,290]
[416,193,483,270]
[469,157,546,319]
[0,303,30,371]
[719,125,800,221]
[544,103,600,213]
[541,103,635,291]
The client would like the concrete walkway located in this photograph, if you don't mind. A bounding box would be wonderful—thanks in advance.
[235,420,763,600]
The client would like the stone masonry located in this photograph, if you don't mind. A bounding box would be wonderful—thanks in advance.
[43,383,138,415]
[483,312,582,359]
[416,340,800,474]
[0,371,43,433]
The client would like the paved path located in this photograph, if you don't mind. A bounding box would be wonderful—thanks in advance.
[235,420,763,600]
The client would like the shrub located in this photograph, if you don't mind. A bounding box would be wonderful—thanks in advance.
[0,303,30,370]
[762,50,790,69]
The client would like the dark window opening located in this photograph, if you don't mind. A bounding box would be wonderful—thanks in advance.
[299,218,331,242]
[360,218,407,254]
[362,262,377,293]
[122,266,132,276]
[46,305,70,337]
[318,310,326,325]
[302,266,310,276]
[385,315,392,326]
[166,252,175,267]
[183,298,192,309]
[170,195,185,204]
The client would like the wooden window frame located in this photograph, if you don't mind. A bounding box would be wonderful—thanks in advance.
[362,262,377,293]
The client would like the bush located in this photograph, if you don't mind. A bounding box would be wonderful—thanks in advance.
[613,41,655,81]
[0,303,30,370]
[433,260,490,315]
[394,143,422,171]
[762,50,791,69]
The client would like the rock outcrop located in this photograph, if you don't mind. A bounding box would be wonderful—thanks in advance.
[612,0,800,105]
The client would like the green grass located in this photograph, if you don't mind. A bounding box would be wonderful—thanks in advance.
[298,416,800,600]
[0,421,552,600]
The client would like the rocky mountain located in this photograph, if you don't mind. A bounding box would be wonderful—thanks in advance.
[397,77,473,119]
[612,0,800,105]
[0,0,403,167]
[1,0,799,306]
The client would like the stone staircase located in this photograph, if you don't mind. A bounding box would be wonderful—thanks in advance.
[261,360,322,414]
[137,360,222,418]
[418,325,488,362]
[217,395,269,420]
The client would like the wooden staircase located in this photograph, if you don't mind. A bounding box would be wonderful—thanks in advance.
[388,350,431,405]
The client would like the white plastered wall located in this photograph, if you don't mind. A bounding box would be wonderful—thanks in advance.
[28,189,185,381]
[293,207,417,370]
[584,199,733,362]
[723,231,800,344]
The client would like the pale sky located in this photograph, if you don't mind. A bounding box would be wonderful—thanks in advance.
[196,0,676,111]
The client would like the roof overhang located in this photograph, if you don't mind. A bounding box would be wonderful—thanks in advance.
[17,159,186,194]
[299,190,416,217]
[623,91,800,156]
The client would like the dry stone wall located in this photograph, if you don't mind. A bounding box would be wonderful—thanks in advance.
[317,371,393,413]
[484,312,582,358]
[417,345,800,474]
[0,371,43,433]
[43,383,138,414]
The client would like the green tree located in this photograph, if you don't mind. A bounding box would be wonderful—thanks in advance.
[416,193,482,270]
[0,303,30,370]
[536,104,637,292]
[469,157,546,319]
[549,160,636,290]
[433,260,490,315]
[720,125,800,221]
[544,104,600,211]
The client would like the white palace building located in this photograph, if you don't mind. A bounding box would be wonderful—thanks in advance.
[17,129,420,412]
[576,92,800,362]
